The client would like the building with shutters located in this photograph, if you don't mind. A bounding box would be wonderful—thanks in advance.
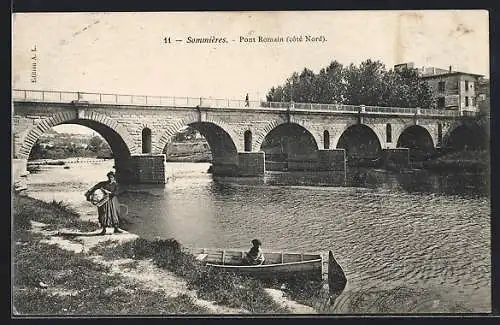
[394,63,485,113]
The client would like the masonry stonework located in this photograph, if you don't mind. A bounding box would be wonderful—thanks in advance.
[13,100,474,187]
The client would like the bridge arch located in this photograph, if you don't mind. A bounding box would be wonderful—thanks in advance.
[154,114,240,154]
[336,124,382,162]
[441,121,485,150]
[18,111,137,160]
[259,122,319,169]
[254,117,320,151]
[254,120,285,152]
[155,115,240,173]
[397,125,435,160]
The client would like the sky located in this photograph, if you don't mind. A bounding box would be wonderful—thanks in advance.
[12,10,489,134]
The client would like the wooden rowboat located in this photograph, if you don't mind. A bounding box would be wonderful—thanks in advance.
[189,248,347,296]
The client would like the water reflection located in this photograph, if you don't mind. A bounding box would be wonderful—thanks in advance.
[215,167,490,198]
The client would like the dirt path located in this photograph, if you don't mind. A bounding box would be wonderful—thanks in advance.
[31,221,249,314]
[30,220,317,314]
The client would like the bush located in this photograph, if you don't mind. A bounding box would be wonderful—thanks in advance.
[12,195,98,233]
[48,200,79,218]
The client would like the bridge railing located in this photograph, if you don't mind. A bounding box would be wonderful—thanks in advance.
[13,89,469,117]
[12,89,264,109]
[260,102,290,109]
[460,110,478,117]
[425,108,462,117]
[291,102,361,112]
[364,105,417,114]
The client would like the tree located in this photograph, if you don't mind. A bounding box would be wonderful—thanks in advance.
[316,60,345,104]
[393,67,435,108]
[266,62,345,103]
[88,136,106,153]
[294,68,317,102]
[173,126,198,142]
[265,59,435,108]
[343,60,387,106]
[266,86,286,102]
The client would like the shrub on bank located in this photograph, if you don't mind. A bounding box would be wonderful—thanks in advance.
[281,276,326,306]
[12,195,97,233]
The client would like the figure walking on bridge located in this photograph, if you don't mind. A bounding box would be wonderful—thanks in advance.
[245,93,249,107]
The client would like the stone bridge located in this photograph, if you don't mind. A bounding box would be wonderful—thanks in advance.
[12,89,481,185]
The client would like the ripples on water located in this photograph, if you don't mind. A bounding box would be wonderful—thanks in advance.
[25,161,491,312]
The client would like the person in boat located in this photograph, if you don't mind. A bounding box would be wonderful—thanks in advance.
[243,239,265,265]
[85,171,123,235]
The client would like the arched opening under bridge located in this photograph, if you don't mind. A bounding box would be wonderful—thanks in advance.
[25,121,132,182]
[260,123,318,171]
[397,125,435,161]
[162,122,238,176]
[336,124,381,166]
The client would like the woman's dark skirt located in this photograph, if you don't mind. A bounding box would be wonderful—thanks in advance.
[97,196,120,227]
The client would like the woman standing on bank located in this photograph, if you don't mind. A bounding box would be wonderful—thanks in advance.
[85,171,123,235]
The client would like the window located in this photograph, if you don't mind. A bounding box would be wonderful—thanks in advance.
[244,130,252,152]
[438,97,445,108]
[470,97,475,107]
[465,96,469,107]
[142,128,152,154]
[438,123,443,146]
[386,124,392,143]
[438,81,445,92]
[465,80,469,90]
[469,81,474,90]
[323,130,330,149]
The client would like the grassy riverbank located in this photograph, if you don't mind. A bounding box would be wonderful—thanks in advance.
[12,194,318,315]
[12,195,210,314]
[88,238,315,313]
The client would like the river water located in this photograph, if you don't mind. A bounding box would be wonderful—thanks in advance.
[24,160,491,313]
